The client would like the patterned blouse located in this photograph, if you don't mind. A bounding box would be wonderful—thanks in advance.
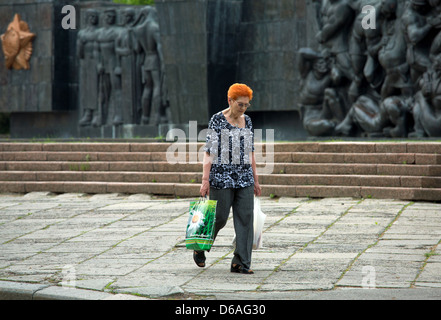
[204,111,255,189]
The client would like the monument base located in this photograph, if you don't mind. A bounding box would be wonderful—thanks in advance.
[77,123,207,140]
[78,124,158,139]
[10,112,78,139]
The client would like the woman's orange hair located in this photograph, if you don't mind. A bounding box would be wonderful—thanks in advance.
[227,83,253,101]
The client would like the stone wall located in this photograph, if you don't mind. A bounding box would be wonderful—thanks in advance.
[156,0,244,125]
[237,0,316,139]
[0,0,120,138]
[0,0,330,139]
[238,0,315,113]
[156,0,314,139]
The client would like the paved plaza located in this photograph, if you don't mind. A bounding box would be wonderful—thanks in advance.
[0,192,440,300]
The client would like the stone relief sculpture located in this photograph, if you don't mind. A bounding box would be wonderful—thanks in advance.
[115,8,138,124]
[0,14,36,70]
[316,0,355,85]
[133,7,166,126]
[348,0,383,99]
[78,9,100,127]
[378,0,412,99]
[410,20,441,137]
[95,9,124,126]
[298,48,346,136]
[402,0,434,84]
[77,6,168,128]
[301,0,441,137]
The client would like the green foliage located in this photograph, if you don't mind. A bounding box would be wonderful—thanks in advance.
[113,0,155,5]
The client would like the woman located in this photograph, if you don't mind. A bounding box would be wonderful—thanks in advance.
[196,83,261,274]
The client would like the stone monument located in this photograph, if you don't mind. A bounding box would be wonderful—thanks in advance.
[2,0,441,139]
[76,4,171,139]
[301,0,441,138]
[0,0,80,138]
[77,9,100,127]
[155,0,315,140]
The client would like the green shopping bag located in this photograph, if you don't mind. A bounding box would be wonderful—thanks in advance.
[185,198,217,251]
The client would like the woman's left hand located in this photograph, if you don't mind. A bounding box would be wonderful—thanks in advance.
[254,181,262,196]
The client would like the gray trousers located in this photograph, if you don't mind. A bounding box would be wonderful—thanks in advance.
[210,186,254,269]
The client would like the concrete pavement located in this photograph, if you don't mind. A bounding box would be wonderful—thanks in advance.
[0,192,440,300]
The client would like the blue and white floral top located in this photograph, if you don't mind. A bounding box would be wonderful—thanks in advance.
[204,111,255,189]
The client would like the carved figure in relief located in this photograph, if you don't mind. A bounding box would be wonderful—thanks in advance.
[133,7,166,125]
[78,9,100,127]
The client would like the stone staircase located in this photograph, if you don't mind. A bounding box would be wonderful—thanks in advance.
[0,141,440,201]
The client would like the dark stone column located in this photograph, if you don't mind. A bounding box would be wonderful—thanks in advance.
[156,0,243,126]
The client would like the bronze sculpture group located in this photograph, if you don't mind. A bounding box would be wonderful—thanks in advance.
[299,0,441,137]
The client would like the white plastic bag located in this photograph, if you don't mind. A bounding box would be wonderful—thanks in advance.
[232,196,266,250]
[253,197,266,249]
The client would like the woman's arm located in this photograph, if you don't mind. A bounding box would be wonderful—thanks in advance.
[200,152,213,197]
[251,152,261,196]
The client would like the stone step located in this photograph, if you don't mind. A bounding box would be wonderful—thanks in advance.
[0,161,202,172]
[260,174,441,188]
[0,181,439,201]
[2,171,441,189]
[270,142,441,154]
[0,143,180,152]
[1,161,440,176]
[0,171,201,184]
[0,181,199,197]
[1,151,441,164]
[1,141,441,153]
[263,185,441,201]
[277,163,441,176]
[1,142,440,201]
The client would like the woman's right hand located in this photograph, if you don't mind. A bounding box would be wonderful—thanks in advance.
[200,180,210,197]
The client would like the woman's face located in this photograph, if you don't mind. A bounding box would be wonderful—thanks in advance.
[229,96,251,115]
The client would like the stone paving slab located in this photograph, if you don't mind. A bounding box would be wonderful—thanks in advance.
[0,192,440,300]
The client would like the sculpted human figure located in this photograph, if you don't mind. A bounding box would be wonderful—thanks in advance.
[115,8,136,60]
[381,95,413,137]
[133,7,165,125]
[298,48,345,136]
[335,90,385,136]
[115,8,138,124]
[349,0,383,97]
[428,0,441,24]
[337,0,388,136]
[336,91,411,137]
[95,9,124,126]
[402,0,435,84]
[378,0,413,99]
[349,0,382,100]
[411,73,441,137]
[409,22,441,137]
[78,9,99,127]
[349,1,369,101]
[363,0,385,91]
[316,0,355,83]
